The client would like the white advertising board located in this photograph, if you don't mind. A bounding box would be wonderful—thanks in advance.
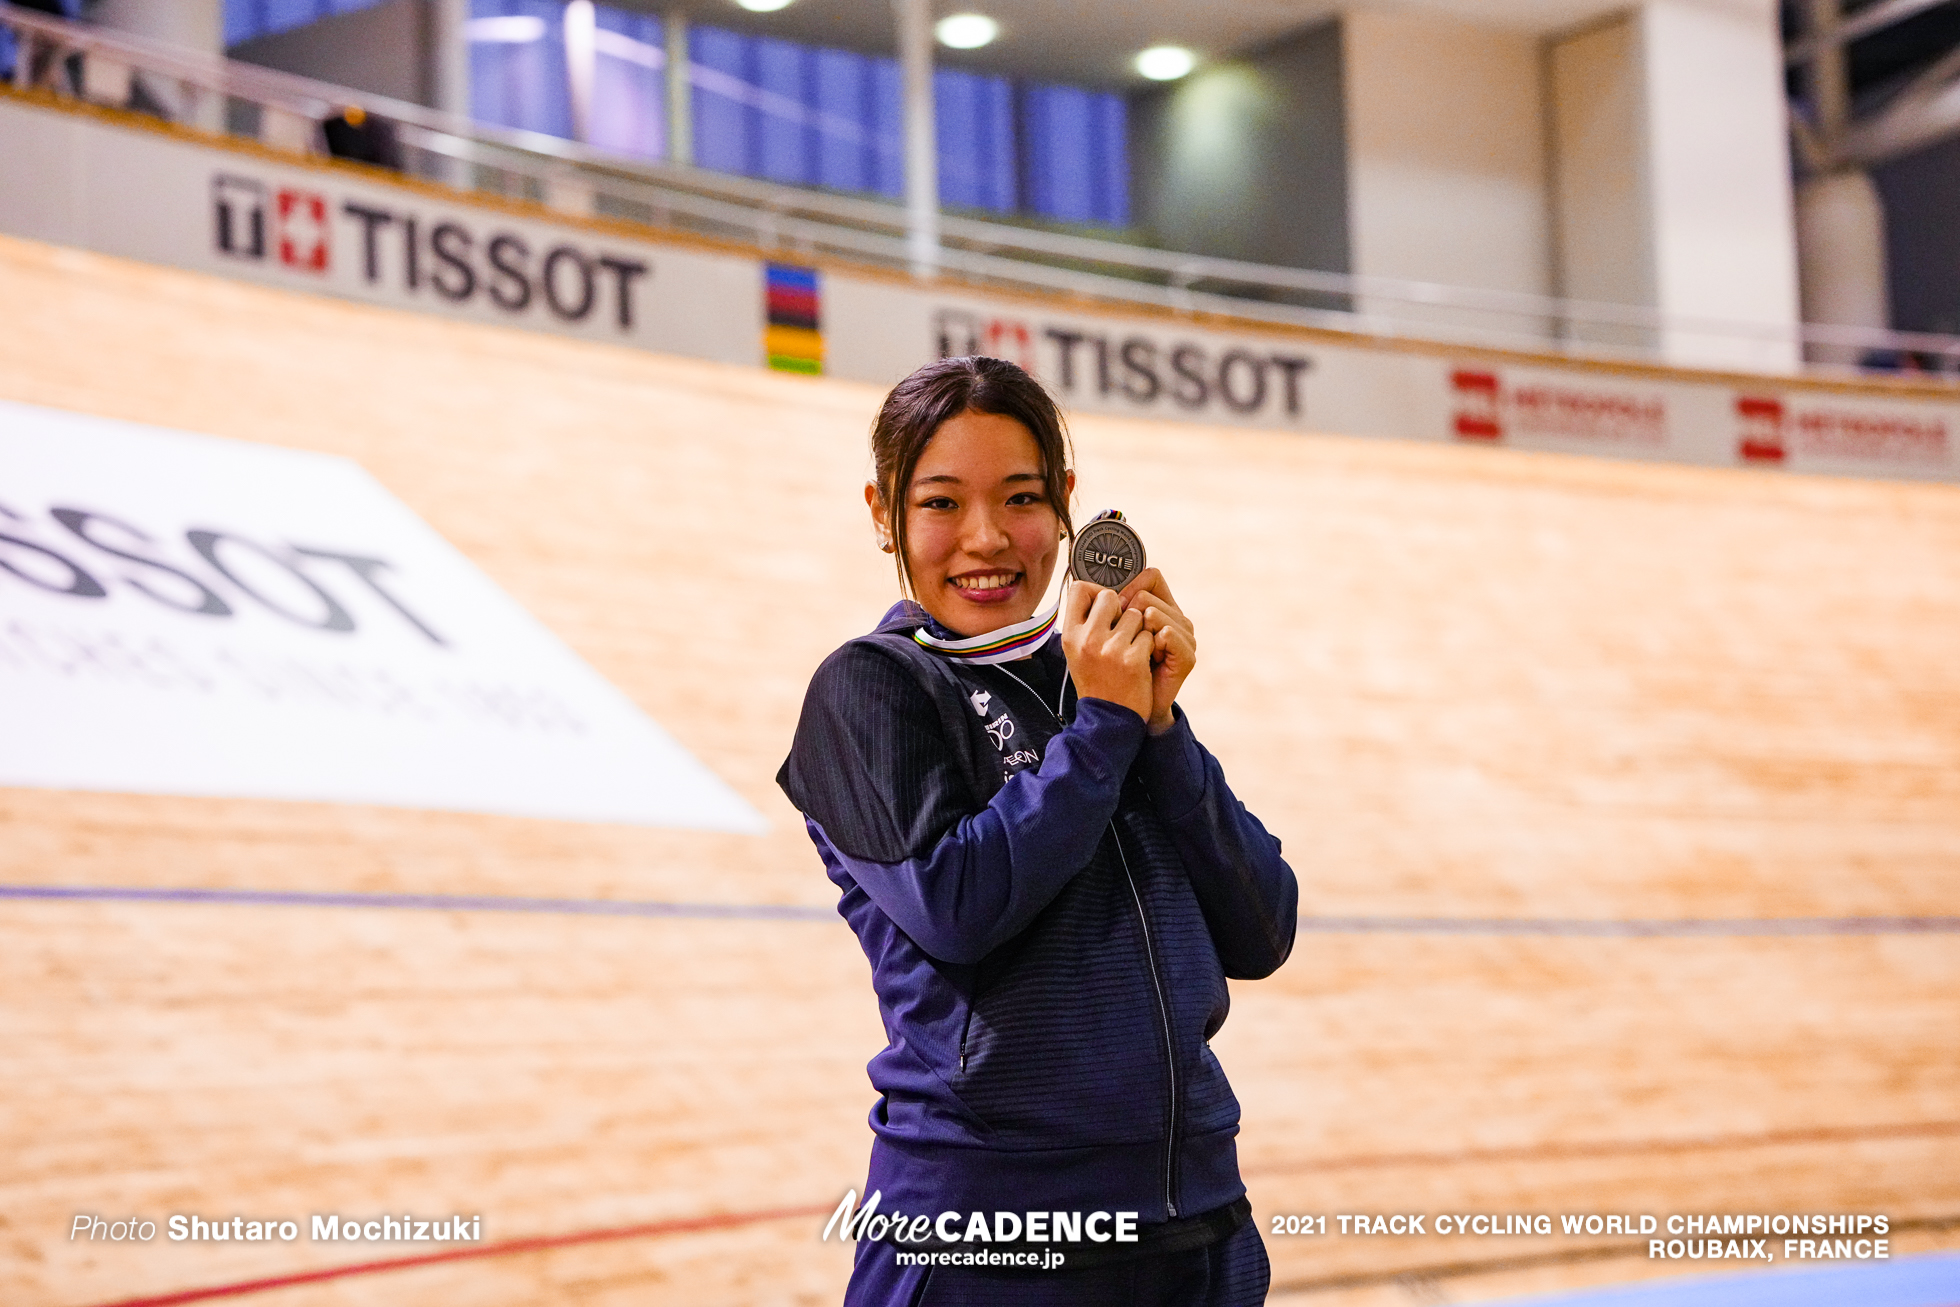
[0,400,765,831]
[0,96,764,366]
[825,279,1450,439]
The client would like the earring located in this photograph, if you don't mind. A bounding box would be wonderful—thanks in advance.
[877,533,895,554]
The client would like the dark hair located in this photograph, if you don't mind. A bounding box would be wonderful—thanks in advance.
[870,356,1074,598]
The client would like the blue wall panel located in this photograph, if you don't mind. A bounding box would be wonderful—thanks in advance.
[225,0,388,47]
[755,37,814,186]
[933,69,1014,212]
[1093,91,1129,227]
[814,48,874,194]
[691,25,755,177]
[1022,81,1127,227]
[869,58,905,200]
[590,8,665,160]
[469,0,572,141]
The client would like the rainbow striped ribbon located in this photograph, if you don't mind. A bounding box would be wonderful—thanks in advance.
[912,605,1059,665]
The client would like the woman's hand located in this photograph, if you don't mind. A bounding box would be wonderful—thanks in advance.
[1061,579,1154,721]
[1118,568,1196,734]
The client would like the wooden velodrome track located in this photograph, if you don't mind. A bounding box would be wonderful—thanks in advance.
[2,229,1958,1307]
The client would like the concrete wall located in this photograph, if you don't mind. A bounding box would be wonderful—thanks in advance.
[1549,16,1652,309]
[1640,0,1800,370]
[1549,14,1655,353]
[1342,9,1551,302]
[1548,1,1800,371]
[1129,22,1351,278]
[228,0,436,108]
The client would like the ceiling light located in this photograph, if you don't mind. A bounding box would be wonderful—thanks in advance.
[935,13,999,49]
[465,15,547,42]
[734,0,794,12]
[1135,46,1195,80]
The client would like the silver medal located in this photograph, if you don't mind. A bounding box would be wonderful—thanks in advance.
[1071,515,1146,591]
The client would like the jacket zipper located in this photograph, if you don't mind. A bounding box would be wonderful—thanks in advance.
[1109,819,1179,1217]
[992,664,1180,1218]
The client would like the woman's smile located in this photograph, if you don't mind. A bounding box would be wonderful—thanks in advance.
[947,568,1024,605]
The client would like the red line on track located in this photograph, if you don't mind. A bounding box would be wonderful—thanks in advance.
[89,1204,835,1307]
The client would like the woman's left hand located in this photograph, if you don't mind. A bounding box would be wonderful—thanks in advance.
[1118,568,1196,735]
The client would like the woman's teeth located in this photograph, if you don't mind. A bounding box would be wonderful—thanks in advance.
[952,572,1018,592]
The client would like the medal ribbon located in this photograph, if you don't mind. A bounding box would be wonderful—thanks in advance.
[912,604,1058,665]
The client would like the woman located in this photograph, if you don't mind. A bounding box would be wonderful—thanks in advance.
[778,356,1298,1306]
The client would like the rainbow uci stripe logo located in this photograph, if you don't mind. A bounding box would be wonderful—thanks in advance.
[765,264,823,375]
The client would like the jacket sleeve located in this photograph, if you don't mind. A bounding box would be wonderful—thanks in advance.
[1133,706,1298,979]
[813,697,1148,966]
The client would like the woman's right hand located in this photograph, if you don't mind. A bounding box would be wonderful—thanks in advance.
[1061,580,1154,720]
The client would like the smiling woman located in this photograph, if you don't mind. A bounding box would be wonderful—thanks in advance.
[777,356,1299,1307]
[862,367,1073,638]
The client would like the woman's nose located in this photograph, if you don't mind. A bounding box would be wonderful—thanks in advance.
[960,508,1011,555]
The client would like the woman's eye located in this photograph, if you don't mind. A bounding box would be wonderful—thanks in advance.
[1007,492,1044,506]
[918,496,957,511]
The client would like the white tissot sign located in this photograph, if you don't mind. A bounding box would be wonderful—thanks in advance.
[0,400,766,832]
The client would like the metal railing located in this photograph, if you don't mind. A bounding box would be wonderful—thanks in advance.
[7,4,1959,380]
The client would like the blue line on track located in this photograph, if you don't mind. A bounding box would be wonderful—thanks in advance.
[1,886,1957,934]
[0,884,836,921]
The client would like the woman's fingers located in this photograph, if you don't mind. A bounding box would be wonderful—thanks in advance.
[1118,568,1161,607]
[1089,585,1131,632]
[1061,578,1097,632]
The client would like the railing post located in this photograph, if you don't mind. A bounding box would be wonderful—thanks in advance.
[432,0,470,118]
[892,0,938,277]
[665,9,692,166]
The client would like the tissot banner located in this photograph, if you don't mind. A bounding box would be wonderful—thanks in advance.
[0,400,765,831]
[0,95,763,365]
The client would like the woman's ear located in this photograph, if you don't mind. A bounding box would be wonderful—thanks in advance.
[865,481,893,551]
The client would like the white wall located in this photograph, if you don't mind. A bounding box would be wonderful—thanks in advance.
[1549,0,1800,371]
[1342,8,1552,337]
[1641,0,1801,371]
[1549,14,1655,354]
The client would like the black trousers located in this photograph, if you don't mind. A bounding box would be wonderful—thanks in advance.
[847,1218,1270,1307]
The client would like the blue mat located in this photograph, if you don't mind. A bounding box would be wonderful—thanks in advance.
[1482,1253,1960,1307]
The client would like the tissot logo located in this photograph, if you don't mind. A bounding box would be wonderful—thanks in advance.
[0,500,444,646]
[212,175,330,273]
[207,170,652,331]
[935,310,1314,422]
[276,188,330,272]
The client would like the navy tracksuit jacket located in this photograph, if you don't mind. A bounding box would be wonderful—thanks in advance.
[779,602,1298,1253]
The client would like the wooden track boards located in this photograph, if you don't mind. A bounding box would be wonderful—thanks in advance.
[2,233,1958,1306]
